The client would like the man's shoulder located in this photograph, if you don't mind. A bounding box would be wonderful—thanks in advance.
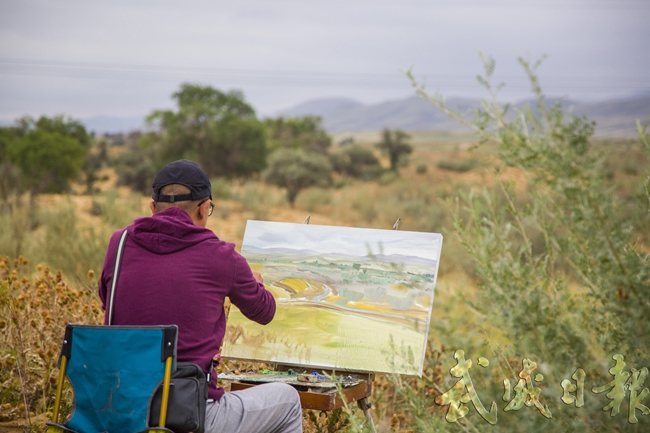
[195,235,238,255]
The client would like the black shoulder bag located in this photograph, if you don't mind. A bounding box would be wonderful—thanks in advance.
[108,229,208,433]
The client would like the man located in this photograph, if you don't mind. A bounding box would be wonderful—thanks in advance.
[99,159,303,433]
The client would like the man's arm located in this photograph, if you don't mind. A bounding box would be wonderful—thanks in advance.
[229,252,276,325]
[252,271,264,284]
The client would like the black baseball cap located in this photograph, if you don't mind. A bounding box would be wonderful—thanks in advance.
[152,160,212,203]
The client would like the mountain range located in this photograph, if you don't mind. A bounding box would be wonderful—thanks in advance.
[277,94,650,138]
[38,93,648,138]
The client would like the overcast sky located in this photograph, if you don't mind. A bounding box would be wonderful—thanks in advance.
[1,0,648,122]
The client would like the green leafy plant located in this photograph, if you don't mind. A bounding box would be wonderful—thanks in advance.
[265,116,332,154]
[145,84,268,179]
[398,55,650,431]
[376,129,413,172]
[263,149,332,207]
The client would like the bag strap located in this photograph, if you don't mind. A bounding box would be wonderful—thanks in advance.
[107,229,129,325]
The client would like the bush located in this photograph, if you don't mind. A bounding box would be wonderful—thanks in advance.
[295,187,333,212]
[114,141,159,195]
[436,157,485,173]
[233,181,283,221]
[400,56,650,431]
[262,149,332,207]
[351,193,378,223]
[330,145,382,179]
[376,129,412,172]
[210,178,233,200]
[377,171,398,185]
[416,162,428,174]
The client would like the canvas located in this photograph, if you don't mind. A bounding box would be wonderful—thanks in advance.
[222,221,443,375]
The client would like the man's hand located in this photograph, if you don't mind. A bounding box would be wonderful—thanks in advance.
[253,271,264,284]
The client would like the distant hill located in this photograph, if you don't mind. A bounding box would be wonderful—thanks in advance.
[39,93,647,137]
[571,96,650,137]
[276,96,479,133]
[277,98,364,118]
[277,94,650,138]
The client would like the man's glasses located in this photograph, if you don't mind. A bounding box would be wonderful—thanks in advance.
[198,199,214,217]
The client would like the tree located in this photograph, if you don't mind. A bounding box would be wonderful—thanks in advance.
[82,139,109,194]
[264,116,331,154]
[375,128,412,172]
[114,132,160,194]
[30,116,91,149]
[146,84,267,178]
[1,116,90,196]
[263,149,332,206]
[330,144,382,179]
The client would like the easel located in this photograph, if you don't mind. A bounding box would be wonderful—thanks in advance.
[221,217,405,432]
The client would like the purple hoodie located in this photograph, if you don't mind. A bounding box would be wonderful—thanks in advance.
[99,207,275,400]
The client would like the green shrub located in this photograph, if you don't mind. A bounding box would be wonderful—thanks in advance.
[352,193,378,223]
[436,157,485,173]
[401,56,650,431]
[330,144,381,179]
[234,181,284,220]
[210,178,233,199]
[114,142,158,195]
[262,149,332,207]
[416,162,428,174]
[295,187,333,212]
[378,171,397,185]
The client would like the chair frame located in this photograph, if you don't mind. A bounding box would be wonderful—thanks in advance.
[47,324,177,433]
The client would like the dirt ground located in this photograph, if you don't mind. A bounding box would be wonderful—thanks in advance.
[0,414,50,432]
[0,424,24,433]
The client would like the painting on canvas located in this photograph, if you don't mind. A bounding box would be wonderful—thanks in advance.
[221,221,443,375]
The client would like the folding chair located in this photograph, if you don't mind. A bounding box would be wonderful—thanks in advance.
[47,324,178,433]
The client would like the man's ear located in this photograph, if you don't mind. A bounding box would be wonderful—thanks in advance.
[196,200,208,219]
[150,201,157,215]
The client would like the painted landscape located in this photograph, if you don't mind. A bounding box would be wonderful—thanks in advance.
[222,220,443,375]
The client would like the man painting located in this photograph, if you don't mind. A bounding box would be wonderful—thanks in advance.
[99,159,302,433]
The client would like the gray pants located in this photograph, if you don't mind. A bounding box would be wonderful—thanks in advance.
[205,382,303,433]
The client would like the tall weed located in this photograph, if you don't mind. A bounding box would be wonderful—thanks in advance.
[0,256,102,428]
[90,188,143,229]
[39,202,107,281]
[0,195,39,259]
